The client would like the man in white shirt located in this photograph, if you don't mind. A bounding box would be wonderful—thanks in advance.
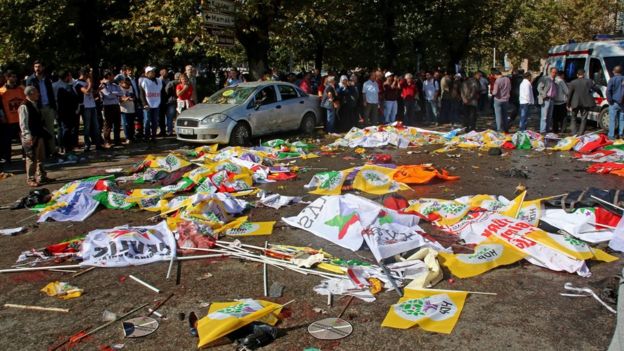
[423,72,439,124]
[362,72,379,126]
[140,66,163,142]
[518,72,534,131]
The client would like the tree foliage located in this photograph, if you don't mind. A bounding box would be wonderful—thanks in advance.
[0,0,620,75]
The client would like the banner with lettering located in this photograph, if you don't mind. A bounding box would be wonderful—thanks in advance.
[382,289,468,334]
[80,221,176,267]
[438,237,527,278]
[283,194,444,259]
[442,212,589,276]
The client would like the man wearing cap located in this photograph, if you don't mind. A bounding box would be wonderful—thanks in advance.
[140,66,163,142]
[19,86,52,186]
[383,72,400,124]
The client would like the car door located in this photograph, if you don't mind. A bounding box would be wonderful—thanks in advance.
[276,84,303,130]
[247,85,281,135]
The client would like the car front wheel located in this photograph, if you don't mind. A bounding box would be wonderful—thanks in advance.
[229,123,251,146]
[598,107,612,131]
[300,112,317,135]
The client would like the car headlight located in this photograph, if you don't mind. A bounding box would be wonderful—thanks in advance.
[200,113,228,125]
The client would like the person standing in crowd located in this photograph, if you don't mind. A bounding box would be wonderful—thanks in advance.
[25,61,57,157]
[423,71,440,124]
[99,70,123,146]
[140,66,163,142]
[0,70,26,164]
[226,69,241,87]
[164,72,180,136]
[337,75,357,131]
[477,71,489,113]
[350,73,362,126]
[176,73,194,115]
[491,69,511,132]
[400,73,419,126]
[119,65,143,138]
[607,65,624,139]
[552,71,569,134]
[383,72,400,124]
[19,86,52,186]
[449,74,464,127]
[439,72,452,124]
[537,67,558,134]
[56,70,80,155]
[362,72,380,126]
[119,78,136,143]
[320,76,338,135]
[299,72,313,94]
[185,65,198,104]
[518,72,534,131]
[567,69,597,136]
[75,67,106,151]
[460,72,480,131]
[509,69,523,123]
[158,68,170,137]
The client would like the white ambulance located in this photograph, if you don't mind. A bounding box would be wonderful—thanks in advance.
[544,39,624,130]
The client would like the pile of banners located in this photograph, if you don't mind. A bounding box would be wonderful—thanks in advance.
[283,190,623,333]
[304,164,458,195]
[436,129,546,152]
[327,124,461,149]
[33,142,318,231]
[557,134,624,178]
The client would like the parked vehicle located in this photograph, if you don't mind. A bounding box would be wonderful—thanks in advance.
[544,39,624,130]
[176,81,321,145]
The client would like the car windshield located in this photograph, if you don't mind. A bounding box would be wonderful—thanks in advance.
[604,56,624,79]
[205,86,255,105]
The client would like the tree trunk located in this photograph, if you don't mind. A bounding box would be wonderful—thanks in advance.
[314,42,324,71]
[381,0,398,69]
[234,0,281,81]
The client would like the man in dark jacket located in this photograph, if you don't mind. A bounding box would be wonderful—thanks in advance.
[19,86,52,186]
[25,60,57,156]
[607,65,624,139]
[461,72,481,131]
[567,69,598,135]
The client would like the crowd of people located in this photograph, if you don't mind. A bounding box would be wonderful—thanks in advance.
[0,62,201,186]
[290,66,623,140]
[1,60,624,187]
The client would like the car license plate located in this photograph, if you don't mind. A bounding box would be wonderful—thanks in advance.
[178,128,194,135]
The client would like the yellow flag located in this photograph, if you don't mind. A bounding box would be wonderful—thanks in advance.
[307,170,349,195]
[197,299,283,348]
[352,165,408,195]
[439,237,527,278]
[517,198,544,226]
[405,199,470,226]
[382,289,467,334]
[224,221,275,236]
[499,191,526,218]
[526,231,618,262]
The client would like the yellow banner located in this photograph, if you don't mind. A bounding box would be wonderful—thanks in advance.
[439,237,527,278]
[382,289,467,334]
[197,299,283,348]
[352,165,408,195]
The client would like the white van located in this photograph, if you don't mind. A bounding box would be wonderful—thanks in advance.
[544,40,624,129]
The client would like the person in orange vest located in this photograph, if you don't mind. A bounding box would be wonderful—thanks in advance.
[0,70,26,165]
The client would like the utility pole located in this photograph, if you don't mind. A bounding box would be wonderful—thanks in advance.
[493,48,496,69]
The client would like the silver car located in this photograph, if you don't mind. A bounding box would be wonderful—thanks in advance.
[175,81,321,145]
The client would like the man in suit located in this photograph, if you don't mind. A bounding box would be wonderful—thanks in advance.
[567,69,598,135]
[25,60,57,157]
[537,67,558,133]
